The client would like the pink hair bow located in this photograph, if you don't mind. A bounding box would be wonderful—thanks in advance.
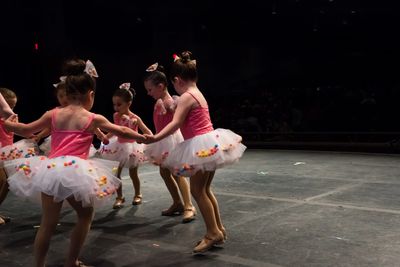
[84,60,99,78]
[172,54,180,62]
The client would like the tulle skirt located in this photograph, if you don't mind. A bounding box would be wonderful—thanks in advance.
[97,136,147,168]
[40,136,97,158]
[0,139,39,167]
[4,156,121,208]
[163,128,246,177]
[144,130,183,166]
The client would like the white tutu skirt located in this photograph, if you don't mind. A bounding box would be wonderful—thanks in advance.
[144,130,183,165]
[163,128,246,177]
[4,156,121,208]
[97,136,146,168]
[0,139,39,167]
[40,136,97,158]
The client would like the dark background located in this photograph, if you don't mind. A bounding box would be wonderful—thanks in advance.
[1,0,399,150]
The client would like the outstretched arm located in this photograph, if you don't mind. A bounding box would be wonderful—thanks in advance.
[136,115,153,135]
[4,111,52,138]
[0,93,14,119]
[145,94,192,143]
[31,127,51,143]
[93,115,146,142]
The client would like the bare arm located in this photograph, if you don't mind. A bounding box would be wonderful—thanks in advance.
[93,114,146,142]
[0,93,14,119]
[147,94,192,142]
[31,127,51,143]
[4,111,52,138]
[136,115,153,135]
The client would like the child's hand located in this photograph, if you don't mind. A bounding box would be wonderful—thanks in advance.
[102,137,109,145]
[142,134,156,144]
[7,114,18,123]
[30,134,41,143]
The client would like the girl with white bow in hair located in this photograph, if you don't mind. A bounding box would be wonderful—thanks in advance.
[3,58,146,267]
[98,82,152,208]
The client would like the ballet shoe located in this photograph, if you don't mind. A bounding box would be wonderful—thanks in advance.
[193,234,224,254]
[132,194,142,205]
[77,260,94,267]
[0,215,11,225]
[112,196,125,209]
[182,208,196,223]
[161,203,184,216]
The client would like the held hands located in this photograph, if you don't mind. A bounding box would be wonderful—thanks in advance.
[30,134,41,143]
[142,133,157,144]
[3,114,18,131]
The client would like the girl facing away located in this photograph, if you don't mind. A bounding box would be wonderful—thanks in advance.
[143,62,196,223]
[98,83,152,208]
[32,79,107,156]
[3,59,146,267]
[144,52,246,253]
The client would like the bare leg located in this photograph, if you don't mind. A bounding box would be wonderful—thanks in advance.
[205,171,226,238]
[115,164,124,198]
[0,168,9,205]
[0,168,10,225]
[129,167,142,205]
[113,164,125,209]
[34,193,63,267]
[173,174,196,222]
[64,197,94,267]
[190,171,223,252]
[172,174,193,210]
[160,167,182,206]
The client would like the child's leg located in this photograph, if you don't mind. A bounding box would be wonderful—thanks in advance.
[129,167,142,205]
[34,193,63,267]
[113,164,125,209]
[190,171,224,252]
[115,164,124,198]
[190,171,223,240]
[205,171,225,238]
[159,167,183,215]
[64,197,94,267]
[0,167,9,205]
[173,174,196,222]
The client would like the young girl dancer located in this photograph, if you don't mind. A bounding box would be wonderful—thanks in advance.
[143,63,196,223]
[0,87,38,226]
[3,59,146,267]
[33,80,107,156]
[98,83,152,208]
[144,52,246,253]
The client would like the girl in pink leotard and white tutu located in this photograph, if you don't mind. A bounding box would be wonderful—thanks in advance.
[143,62,196,223]
[144,51,246,253]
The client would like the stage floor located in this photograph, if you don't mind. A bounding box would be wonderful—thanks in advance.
[1,149,400,266]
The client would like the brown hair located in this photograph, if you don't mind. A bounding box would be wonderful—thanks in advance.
[170,51,198,82]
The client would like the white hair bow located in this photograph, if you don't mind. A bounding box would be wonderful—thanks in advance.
[84,60,99,78]
[119,83,131,90]
[146,62,158,72]
[52,76,67,88]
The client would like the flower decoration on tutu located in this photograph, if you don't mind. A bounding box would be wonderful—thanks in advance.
[84,60,99,78]
[119,83,131,90]
[52,76,66,88]
[146,62,158,72]
[172,54,180,62]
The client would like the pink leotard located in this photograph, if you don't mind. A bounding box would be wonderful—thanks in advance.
[180,92,213,140]
[48,109,95,159]
[113,112,138,143]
